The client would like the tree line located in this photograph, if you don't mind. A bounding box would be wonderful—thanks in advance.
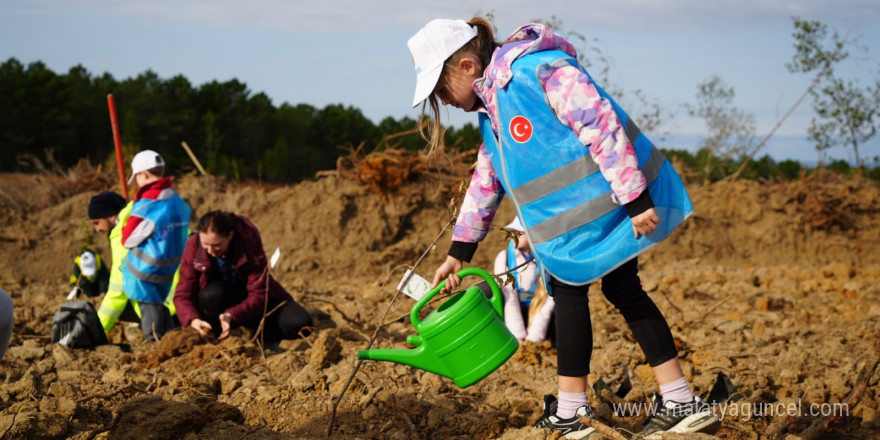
[0,58,481,183]
[1,16,878,184]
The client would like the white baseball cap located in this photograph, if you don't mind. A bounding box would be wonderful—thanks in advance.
[408,19,478,108]
[128,150,165,184]
[503,216,525,233]
[79,251,97,277]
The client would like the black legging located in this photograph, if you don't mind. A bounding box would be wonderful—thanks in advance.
[552,257,678,377]
[200,281,313,342]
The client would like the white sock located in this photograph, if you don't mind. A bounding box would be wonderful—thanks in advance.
[557,390,587,419]
[659,377,694,404]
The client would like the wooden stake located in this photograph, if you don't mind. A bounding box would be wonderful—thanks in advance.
[180,141,208,176]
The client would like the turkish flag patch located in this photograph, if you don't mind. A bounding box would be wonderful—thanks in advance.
[509,115,533,143]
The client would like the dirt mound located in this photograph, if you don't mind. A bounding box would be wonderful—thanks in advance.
[1,168,879,439]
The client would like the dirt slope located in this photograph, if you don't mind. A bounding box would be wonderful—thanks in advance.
[0,168,878,440]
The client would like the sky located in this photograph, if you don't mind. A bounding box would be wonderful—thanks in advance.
[1,0,879,165]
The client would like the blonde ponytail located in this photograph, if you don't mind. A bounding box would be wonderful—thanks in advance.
[418,16,501,156]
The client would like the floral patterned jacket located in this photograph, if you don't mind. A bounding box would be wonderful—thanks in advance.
[452,23,648,245]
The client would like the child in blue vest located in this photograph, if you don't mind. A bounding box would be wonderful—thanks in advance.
[494,217,554,343]
[409,18,720,439]
[121,150,191,341]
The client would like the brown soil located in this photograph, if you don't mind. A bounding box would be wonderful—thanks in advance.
[1,167,879,440]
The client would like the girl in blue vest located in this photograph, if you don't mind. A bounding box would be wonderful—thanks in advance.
[409,18,720,439]
[495,216,554,343]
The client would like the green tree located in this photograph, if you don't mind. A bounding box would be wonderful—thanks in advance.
[0,57,454,183]
[311,104,378,171]
[729,17,851,181]
[786,17,859,166]
[807,77,879,172]
[777,159,804,180]
[686,75,755,182]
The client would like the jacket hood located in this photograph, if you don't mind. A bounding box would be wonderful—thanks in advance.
[478,23,578,92]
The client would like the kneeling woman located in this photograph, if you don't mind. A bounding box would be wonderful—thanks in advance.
[175,211,313,342]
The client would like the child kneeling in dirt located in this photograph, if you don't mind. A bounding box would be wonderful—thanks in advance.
[174,211,313,342]
[494,217,554,343]
[68,249,111,298]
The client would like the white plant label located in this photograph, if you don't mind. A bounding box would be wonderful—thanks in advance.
[270,247,281,269]
[397,269,432,301]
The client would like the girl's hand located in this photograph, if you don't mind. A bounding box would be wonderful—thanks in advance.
[632,208,660,238]
[190,319,212,336]
[431,255,464,295]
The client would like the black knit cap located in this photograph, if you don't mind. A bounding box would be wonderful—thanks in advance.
[88,191,126,219]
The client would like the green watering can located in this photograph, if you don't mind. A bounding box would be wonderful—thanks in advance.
[358,267,519,388]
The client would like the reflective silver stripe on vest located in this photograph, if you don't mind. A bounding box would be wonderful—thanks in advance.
[527,147,667,245]
[108,281,124,292]
[126,259,175,284]
[514,118,643,206]
[514,155,599,205]
[130,247,181,268]
[98,304,122,319]
[624,118,641,145]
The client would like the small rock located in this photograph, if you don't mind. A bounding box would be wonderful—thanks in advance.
[426,407,445,430]
[39,395,77,417]
[777,369,801,386]
[50,345,75,368]
[5,345,45,362]
[289,364,323,391]
[101,368,126,384]
[110,395,206,440]
[0,411,68,439]
[824,374,848,401]
[858,405,879,429]
[362,404,379,420]
[634,364,656,387]
[715,320,745,334]
[308,329,341,368]
[218,372,241,395]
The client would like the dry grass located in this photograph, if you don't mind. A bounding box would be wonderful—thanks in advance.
[0,150,117,217]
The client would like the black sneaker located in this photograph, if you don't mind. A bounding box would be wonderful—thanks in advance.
[636,395,721,439]
[533,394,599,439]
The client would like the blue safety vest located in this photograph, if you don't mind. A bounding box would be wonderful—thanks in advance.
[123,190,191,303]
[480,50,693,285]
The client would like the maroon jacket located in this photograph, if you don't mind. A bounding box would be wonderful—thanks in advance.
[174,215,291,328]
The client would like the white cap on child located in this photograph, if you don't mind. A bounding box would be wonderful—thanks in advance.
[79,251,97,277]
[503,216,525,233]
[407,19,477,108]
[128,150,165,184]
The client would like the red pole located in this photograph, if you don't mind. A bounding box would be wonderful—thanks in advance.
[107,94,129,201]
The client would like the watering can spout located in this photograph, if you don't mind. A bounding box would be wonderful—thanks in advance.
[358,346,450,379]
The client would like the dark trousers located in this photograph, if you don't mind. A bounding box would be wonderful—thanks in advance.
[138,301,174,342]
[552,257,678,377]
[200,281,313,342]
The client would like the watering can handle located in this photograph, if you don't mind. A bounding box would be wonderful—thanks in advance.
[410,267,503,328]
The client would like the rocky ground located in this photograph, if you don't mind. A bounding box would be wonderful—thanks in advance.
[0,164,878,440]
